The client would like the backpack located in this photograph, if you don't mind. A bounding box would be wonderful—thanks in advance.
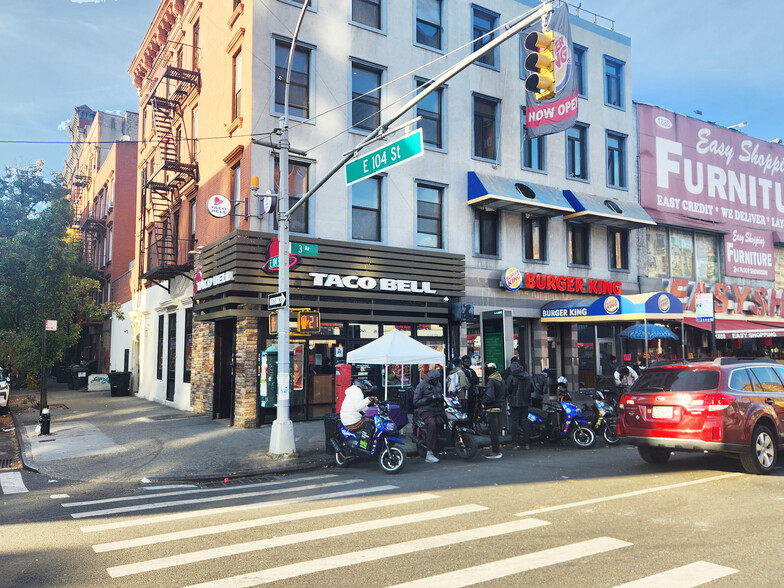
[447,371,461,395]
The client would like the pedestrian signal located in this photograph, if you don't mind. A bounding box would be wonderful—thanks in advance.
[298,311,320,333]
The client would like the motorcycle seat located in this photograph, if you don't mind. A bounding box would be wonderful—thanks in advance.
[529,407,549,420]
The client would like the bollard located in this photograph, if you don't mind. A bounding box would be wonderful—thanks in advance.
[39,407,51,436]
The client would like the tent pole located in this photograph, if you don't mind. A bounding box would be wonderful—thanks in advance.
[384,364,388,401]
[644,319,649,368]
[681,317,685,360]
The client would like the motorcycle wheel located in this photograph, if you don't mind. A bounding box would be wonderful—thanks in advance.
[603,423,620,445]
[378,443,406,474]
[570,425,596,448]
[335,450,350,467]
[455,433,479,460]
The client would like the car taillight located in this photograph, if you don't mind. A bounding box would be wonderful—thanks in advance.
[708,393,735,411]
[620,395,633,409]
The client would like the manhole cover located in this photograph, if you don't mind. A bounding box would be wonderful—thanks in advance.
[0,458,13,468]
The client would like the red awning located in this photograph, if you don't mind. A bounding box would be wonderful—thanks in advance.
[684,317,784,340]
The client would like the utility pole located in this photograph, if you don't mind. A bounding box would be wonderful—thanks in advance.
[266,0,553,456]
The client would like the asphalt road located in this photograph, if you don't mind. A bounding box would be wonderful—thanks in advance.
[3,442,781,587]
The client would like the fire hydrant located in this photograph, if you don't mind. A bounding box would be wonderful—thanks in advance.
[38,408,51,436]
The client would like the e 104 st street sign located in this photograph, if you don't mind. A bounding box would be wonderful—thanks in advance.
[345,129,423,186]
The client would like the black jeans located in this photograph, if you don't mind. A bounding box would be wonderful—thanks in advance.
[420,409,446,452]
[485,408,501,454]
[510,406,530,446]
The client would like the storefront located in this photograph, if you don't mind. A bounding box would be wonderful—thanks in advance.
[190,231,464,427]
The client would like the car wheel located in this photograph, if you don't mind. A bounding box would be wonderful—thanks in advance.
[638,445,671,465]
[740,424,777,475]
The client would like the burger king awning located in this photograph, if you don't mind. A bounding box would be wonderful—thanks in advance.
[562,190,656,229]
[467,172,573,216]
[541,292,683,323]
[684,317,784,340]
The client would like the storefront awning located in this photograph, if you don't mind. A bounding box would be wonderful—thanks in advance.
[562,190,656,229]
[541,292,683,323]
[645,209,729,233]
[467,172,573,216]
[684,317,784,340]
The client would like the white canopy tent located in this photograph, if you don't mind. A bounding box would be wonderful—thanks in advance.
[346,328,445,400]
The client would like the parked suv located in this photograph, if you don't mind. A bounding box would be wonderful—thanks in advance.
[0,367,9,415]
[618,357,784,475]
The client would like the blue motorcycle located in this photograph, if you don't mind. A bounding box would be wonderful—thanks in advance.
[527,380,596,449]
[331,400,407,474]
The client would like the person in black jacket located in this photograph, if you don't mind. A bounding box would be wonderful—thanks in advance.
[507,362,532,449]
[482,363,506,459]
[461,355,480,425]
[413,369,447,464]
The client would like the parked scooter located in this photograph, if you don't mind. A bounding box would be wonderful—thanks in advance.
[583,388,620,445]
[412,396,479,460]
[331,400,407,474]
[527,377,596,448]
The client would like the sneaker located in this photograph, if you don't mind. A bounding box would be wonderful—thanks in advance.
[513,444,523,450]
[524,445,530,450]
[425,452,440,464]
[484,452,502,459]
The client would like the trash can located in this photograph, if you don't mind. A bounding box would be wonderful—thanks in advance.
[108,371,131,397]
[70,365,89,389]
[323,413,340,455]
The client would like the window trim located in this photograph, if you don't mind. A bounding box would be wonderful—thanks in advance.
[608,227,630,273]
[349,58,386,135]
[349,0,385,33]
[472,93,500,163]
[603,55,625,110]
[573,44,587,98]
[606,130,628,190]
[349,175,385,243]
[523,214,548,263]
[471,4,500,71]
[521,107,546,173]
[565,122,590,182]
[415,77,447,152]
[271,36,316,123]
[473,207,500,258]
[415,180,446,250]
[566,221,591,268]
[413,0,445,53]
[277,0,317,11]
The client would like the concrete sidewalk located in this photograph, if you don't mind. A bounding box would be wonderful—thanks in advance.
[12,381,334,484]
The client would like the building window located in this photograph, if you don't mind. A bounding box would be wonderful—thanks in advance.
[232,50,242,120]
[573,44,586,96]
[647,226,669,279]
[191,107,199,162]
[474,208,498,256]
[472,6,498,68]
[192,19,200,70]
[695,233,720,282]
[606,131,627,188]
[523,214,547,261]
[416,182,443,248]
[108,228,113,262]
[189,199,197,258]
[647,227,720,282]
[184,308,193,383]
[175,126,182,162]
[231,162,241,230]
[604,56,624,108]
[275,41,310,118]
[670,228,694,279]
[173,210,180,264]
[609,228,629,270]
[351,62,382,132]
[274,158,310,233]
[147,228,154,271]
[566,123,588,180]
[156,314,164,380]
[473,95,498,161]
[567,222,590,266]
[416,80,443,149]
[522,109,545,171]
[351,176,382,242]
[415,0,442,50]
[351,0,382,30]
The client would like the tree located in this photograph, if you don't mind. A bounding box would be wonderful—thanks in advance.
[0,162,120,383]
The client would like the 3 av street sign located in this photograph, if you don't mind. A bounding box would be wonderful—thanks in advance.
[345,129,424,186]
[291,242,318,256]
[268,291,288,310]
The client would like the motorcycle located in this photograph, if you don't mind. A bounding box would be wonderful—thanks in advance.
[583,388,620,445]
[527,379,596,448]
[330,400,407,474]
[412,396,479,460]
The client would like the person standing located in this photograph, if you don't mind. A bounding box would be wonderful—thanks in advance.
[413,369,447,464]
[461,355,480,424]
[447,357,468,408]
[482,363,506,459]
[507,361,532,450]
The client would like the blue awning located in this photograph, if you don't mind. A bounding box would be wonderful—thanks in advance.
[562,190,656,229]
[541,292,683,323]
[467,172,574,216]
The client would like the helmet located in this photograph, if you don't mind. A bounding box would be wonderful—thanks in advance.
[557,376,567,385]
[353,379,376,393]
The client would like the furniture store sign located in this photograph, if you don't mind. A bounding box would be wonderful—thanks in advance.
[724,227,774,280]
[309,272,436,294]
[638,103,784,232]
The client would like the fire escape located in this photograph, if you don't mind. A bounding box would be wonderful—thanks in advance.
[140,43,200,287]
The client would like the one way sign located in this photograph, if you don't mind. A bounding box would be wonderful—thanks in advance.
[268,291,287,310]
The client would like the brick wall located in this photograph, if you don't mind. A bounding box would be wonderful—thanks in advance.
[191,320,214,415]
[233,316,258,428]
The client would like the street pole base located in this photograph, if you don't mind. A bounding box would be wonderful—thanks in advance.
[269,418,297,456]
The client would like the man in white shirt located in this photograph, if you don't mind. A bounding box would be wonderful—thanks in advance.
[340,383,378,442]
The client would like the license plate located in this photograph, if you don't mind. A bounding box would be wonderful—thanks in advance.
[651,405,673,419]
[78,372,87,377]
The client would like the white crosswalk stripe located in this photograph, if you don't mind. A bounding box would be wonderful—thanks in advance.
[0,471,28,494]
[613,561,739,587]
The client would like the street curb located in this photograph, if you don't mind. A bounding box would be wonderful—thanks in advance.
[10,410,38,473]
[143,456,334,483]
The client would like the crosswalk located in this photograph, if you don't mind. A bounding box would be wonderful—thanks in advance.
[51,474,738,587]
[0,470,28,494]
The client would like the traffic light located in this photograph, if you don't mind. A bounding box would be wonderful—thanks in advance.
[269,313,278,335]
[298,311,320,334]
[523,30,555,101]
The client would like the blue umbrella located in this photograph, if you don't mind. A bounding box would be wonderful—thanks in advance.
[619,323,679,340]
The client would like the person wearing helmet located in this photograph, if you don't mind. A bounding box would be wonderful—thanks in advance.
[482,363,507,459]
[413,368,447,463]
[340,381,378,442]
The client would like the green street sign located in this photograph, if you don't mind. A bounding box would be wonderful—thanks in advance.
[291,242,318,256]
[345,129,424,186]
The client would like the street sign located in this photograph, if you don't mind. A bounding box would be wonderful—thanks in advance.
[45,320,58,331]
[696,293,714,322]
[345,129,424,186]
[268,291,288,310]
[291,242,318,256]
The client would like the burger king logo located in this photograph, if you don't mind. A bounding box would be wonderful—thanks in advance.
[658,293,671,312]
[604,296,620,314]
[503,267,523,291]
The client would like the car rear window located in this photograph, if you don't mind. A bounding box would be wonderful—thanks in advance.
[631,368,719,392]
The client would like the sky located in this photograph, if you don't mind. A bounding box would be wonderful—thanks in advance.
[1,0,783,175]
